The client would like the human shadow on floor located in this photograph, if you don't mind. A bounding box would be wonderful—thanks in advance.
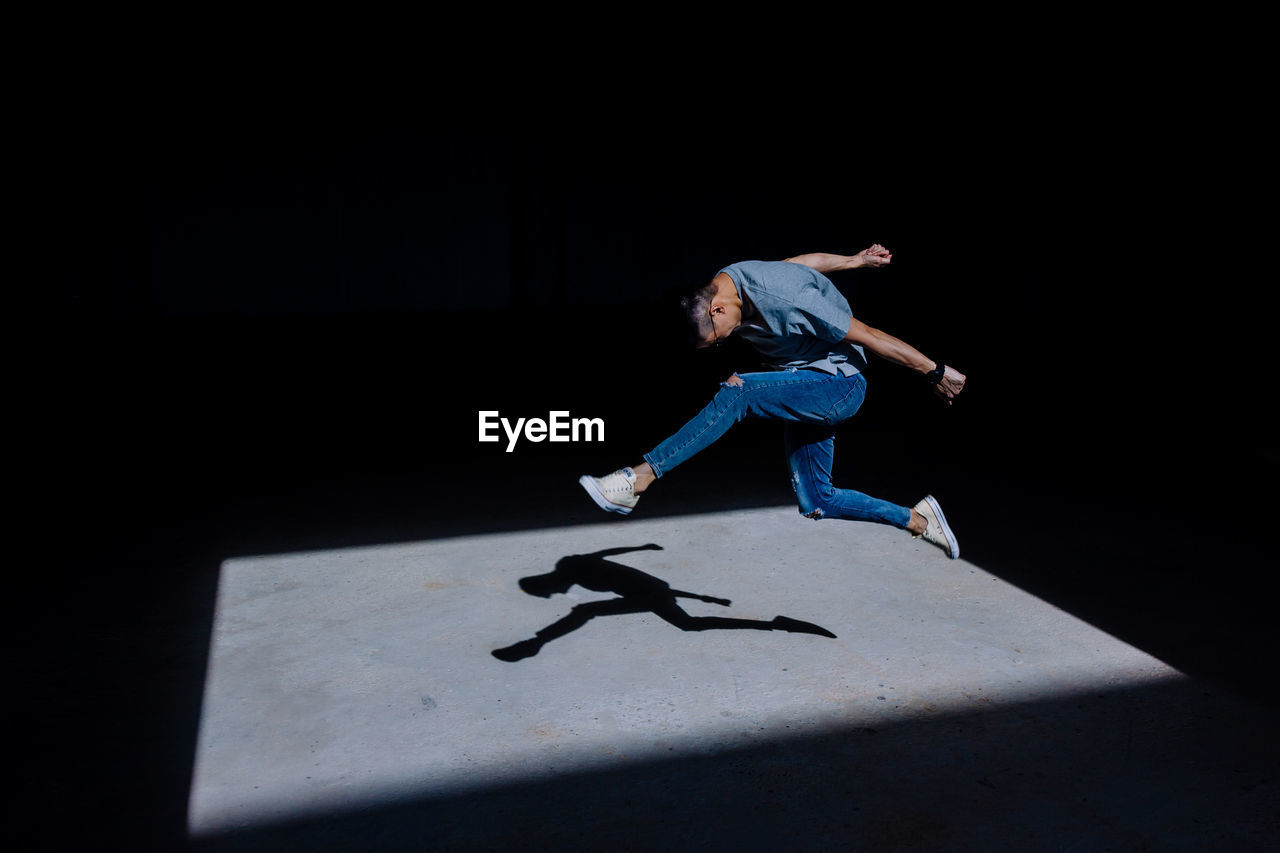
[492,544,836,662]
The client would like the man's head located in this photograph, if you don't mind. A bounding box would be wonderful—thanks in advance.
[678,276,742,349]
[519,571,572,598]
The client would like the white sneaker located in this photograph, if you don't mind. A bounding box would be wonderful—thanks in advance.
[579,467,640,515]
[913,495,959,559]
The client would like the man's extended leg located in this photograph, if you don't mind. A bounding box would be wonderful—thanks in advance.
[642,370,860,478]
[580,370,859,514]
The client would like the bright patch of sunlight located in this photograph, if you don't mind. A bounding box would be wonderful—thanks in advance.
[189,506,1180,837]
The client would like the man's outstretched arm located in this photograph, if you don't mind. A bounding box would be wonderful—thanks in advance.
[784,244,892,272]
[844,318,967,405]
[589,544,664,559]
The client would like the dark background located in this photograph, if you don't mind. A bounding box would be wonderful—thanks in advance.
[23,29,1277,850]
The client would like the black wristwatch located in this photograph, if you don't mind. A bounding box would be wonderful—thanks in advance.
[925,363,946,386]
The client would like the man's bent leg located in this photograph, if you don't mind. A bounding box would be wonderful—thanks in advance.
[785,422,912,528]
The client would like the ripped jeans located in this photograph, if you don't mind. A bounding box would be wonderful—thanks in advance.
[642,369,912,528]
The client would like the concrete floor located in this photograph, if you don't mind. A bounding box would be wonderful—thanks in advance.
[183,503,1278,851]
[29,329,1280,851]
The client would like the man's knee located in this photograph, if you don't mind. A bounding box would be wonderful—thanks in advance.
[711,376,747,414]
[793,473,835,520]
[796,491,830,520]
[716,375,746,398]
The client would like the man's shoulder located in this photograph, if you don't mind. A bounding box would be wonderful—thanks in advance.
[721,260,804,288]
[721,259,796,275]
[723,260,829,299]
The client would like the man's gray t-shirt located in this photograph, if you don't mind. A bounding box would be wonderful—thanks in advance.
[719,260,868,376]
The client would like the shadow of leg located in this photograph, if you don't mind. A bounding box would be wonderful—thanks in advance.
[652,601,837,638]
[492,597,650,662]
[768,615,837,638]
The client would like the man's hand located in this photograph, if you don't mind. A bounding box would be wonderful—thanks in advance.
[932,366,966,406]
[853,244,892,269]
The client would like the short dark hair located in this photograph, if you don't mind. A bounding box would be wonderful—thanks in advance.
[677,280,717,345]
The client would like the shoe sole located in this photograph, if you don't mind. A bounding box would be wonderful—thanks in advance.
[578,475,634,515]
[924,495,960,559]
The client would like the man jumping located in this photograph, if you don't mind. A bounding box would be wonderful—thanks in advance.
[578,244,966,558]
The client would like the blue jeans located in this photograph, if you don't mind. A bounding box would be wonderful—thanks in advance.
[643,369,911,528]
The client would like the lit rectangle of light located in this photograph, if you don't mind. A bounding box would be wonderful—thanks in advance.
[189,506,1179,837]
